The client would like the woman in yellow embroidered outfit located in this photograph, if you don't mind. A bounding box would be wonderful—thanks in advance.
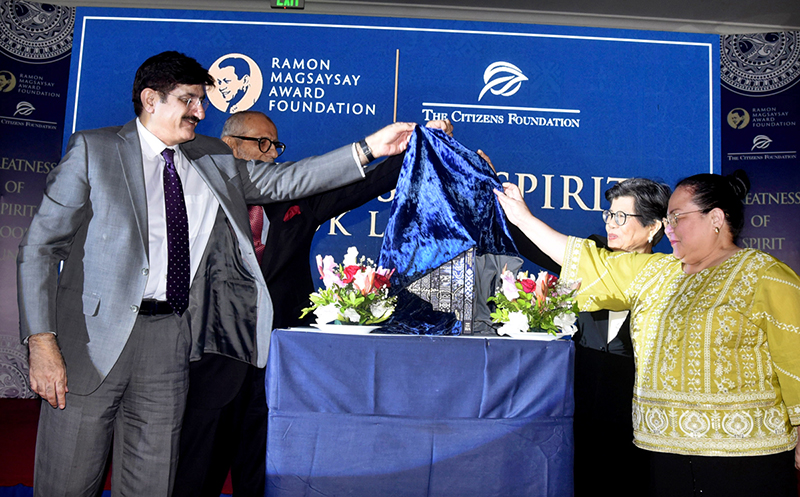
[495,170,800,497]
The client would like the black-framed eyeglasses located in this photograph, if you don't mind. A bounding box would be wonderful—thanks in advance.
[230,135,286,157]
[168,92,209,111]
[662,210,704,228]
[602,209,643,226]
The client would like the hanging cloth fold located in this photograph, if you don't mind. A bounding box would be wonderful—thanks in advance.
[379,125,519,290]
[376,126,520,336]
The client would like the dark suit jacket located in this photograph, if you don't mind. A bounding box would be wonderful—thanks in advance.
[187,154,403,406]
[260,154,403,330]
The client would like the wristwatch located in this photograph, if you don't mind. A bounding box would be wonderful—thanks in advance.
[357,139,375,163]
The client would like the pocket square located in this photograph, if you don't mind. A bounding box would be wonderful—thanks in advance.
[283,205,301,222]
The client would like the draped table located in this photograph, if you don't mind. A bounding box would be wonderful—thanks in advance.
[265,329,575,496]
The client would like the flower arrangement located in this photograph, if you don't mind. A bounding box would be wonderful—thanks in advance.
[488,269,580,336]
[301,247,397,325]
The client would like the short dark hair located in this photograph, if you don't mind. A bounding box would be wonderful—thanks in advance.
[606,178,671,245]
[132,51,214,116]
[218,57,250,80]
[675,169,750,240]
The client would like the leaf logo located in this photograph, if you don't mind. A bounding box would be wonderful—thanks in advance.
[751,135,772,151]
[478,62,528,101]
[14,101,35,116]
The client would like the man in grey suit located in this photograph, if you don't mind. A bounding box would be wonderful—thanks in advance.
[16,51,414,496]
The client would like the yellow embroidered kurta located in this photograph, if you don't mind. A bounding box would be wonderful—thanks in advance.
[561,237,800,456]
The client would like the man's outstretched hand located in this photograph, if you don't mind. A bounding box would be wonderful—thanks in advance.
[364,122,416,159]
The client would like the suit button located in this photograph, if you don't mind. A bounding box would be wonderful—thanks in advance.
[142,268,149,275]
[131,305,139,312]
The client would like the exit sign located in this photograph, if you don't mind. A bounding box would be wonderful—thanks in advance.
[271,0,304,8]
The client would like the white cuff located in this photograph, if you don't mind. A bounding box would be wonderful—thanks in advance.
[350,142,366,178]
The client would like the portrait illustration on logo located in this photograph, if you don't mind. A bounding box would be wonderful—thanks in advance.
[0,70,16,92]
[726,107,750,129]
[208,53,263,113]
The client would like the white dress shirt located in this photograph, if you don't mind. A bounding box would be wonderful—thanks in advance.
[137,119,220,301]
[607,310,628,343]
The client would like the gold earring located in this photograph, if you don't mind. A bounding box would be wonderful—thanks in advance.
[714,226,720,234]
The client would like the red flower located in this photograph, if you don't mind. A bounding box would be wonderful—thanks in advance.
[520,279,535,294]
[342,265,361,284]
[373,272,392,290]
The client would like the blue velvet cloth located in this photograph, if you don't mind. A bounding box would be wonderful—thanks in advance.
[377,126,519,335]
[377,289,463,336]
[379,126,519,289]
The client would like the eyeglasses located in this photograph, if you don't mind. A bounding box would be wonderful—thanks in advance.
[602,209,643,226]
[230,136,286,157]
[169,92,209,111]
[662,210,704,228]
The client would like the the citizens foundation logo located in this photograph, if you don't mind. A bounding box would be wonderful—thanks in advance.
[207,53,264,114]
[0,70,15,92]
[478,62,528,101]
[727,108,750,129]
[751,135,772,151]
[422,60,579,129]
[13,101,34,116]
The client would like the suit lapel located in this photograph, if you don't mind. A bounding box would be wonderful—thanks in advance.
[187,154,234,209]
[117,120,150,258]
[181,145,265,321]
[181,143,248,230]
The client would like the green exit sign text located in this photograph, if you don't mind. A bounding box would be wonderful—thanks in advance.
[271,0,305,8]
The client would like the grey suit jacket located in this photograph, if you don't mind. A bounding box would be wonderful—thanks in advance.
[17,119,363,394]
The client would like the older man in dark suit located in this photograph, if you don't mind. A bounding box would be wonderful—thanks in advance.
[173,110,452,497]
[17,51,415,497]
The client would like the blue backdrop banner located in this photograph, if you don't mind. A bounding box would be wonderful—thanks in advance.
[0,1,74,399]
[720,31,800,273]
[64,8,719,275]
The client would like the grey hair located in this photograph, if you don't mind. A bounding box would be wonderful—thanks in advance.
[220,110,274,138]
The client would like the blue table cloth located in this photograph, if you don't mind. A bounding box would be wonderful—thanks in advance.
[266,330,574,496]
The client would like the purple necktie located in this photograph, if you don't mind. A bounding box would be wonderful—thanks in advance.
[161,148,190,315]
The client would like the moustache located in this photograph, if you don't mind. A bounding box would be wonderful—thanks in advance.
[182,115,200,125]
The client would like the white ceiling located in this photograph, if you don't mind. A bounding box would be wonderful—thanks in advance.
[53,0,800,34]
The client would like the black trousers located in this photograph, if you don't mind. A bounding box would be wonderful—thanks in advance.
[573,345,649,496]
[649,450,797,497]
[173,361,267,497]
